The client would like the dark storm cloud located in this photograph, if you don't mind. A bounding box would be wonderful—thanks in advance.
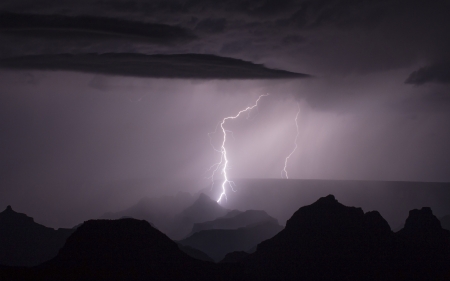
[281,35,306,45]
[134,0,391,27]
[1,0,448,76]
[280,0,390,29]
[0,53,310,79]
[195,18,227,34]
[0,0,390,28]
[0,12,197,44]
[220,41,248,55]
[405,62,450,85]
[2,0,450,230]
[138,0,387,25]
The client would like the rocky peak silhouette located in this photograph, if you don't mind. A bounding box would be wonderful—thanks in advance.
[42,218,218,280]
[400,207,443,236]
[283,194,368,240]
[0,205,74,267]
[364,211,392,237]
[0,205,35,224]
[243,195,450,280]
[397,206,450,263]
[2,195,450,280]
[179,193,228,223]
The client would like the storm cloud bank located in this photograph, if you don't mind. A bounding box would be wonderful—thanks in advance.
[0,12,196,45]
[1,0,450,230]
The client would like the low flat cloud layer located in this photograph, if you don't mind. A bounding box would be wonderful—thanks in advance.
[0,53,310,79]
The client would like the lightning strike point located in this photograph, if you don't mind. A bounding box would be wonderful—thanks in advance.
[282,102,300,179]
[208,94,269,203]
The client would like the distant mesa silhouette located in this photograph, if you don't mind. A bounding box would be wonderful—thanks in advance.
[0,205,74,267]
[180,220,283,262]
[101,191,196,239]
[179,193,229,223]
[222,209,243,218]
[169,193,229,240]
[101,191,195,222]
[100,192,227,240]
[179,208,282,262]
[101,192,225,240]
[189,209,277,236]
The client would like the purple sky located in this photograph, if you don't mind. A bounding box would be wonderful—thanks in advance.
[1,0,450,227]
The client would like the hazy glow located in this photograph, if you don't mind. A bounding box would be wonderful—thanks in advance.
[282,102,300,179]
[208,94,269,203]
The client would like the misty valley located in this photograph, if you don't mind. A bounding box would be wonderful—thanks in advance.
[1,179,450,280]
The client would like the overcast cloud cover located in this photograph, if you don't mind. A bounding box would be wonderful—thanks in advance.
[1,0,450,227]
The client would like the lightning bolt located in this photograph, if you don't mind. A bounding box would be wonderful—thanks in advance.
[282,102,300,179]
[208,94,269,203]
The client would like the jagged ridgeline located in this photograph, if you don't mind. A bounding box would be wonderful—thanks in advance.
[1,195,450,280]
[0,206,74,267]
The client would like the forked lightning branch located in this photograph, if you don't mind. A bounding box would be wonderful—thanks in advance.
[207,95,301,203]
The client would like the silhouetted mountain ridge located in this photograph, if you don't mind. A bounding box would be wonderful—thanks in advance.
[397,207,450,264]
[100,192,227,239]
[399,207,445,237]
[168,193,229,239]
[2,194,450,280]
[36,218,219,280]
[101,191,195,238]
[0,205,74,266]
[179,193,228,223]
[242,194,450,280]
[190,209,276,235]
[180,220,283,262]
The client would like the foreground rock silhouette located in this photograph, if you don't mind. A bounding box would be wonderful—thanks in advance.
[0,206,74,266]
[1,195,449,280]
[1,218,222,280]
[241,195,450,280]
[441,215,450,231]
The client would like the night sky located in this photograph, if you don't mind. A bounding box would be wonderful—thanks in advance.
[1,0,450,227]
